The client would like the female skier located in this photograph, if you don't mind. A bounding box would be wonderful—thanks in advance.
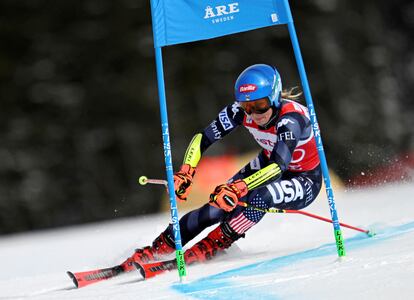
[122,63,322,270]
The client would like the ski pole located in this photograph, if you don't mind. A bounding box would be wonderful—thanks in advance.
[138,175,168,188]
[238,202,374,237]
[138,176,374,237]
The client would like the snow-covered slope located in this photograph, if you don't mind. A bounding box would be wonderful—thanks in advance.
[1,182,413,299]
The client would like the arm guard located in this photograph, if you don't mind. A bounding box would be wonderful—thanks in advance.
[183,133,203,168]
[242,163,282,190]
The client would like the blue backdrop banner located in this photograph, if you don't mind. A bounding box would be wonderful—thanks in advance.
[150,0,292,47]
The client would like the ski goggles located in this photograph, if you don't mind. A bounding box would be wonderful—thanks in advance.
[239,98,271,115]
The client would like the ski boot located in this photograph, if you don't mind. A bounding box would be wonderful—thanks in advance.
[121,231,175,272]
[184,222,244,265]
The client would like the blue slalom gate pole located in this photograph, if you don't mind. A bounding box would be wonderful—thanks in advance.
[154,46,187,280]
[283,0,345,257]
[148,0,345,269]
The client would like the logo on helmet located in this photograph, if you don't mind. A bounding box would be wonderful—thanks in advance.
[239,84,257,93]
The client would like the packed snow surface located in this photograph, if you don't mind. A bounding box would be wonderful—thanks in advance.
[1,182,413,299]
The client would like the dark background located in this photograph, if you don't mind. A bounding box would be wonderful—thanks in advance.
[0,0,413,234]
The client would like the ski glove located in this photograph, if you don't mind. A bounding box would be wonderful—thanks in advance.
[174,164,196,201]
[209,180,248,212]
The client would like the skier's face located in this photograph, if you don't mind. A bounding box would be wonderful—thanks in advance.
[239,97,273,126]
[239,97,271,115]
[250,107,273,126]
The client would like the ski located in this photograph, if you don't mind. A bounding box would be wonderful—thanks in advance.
[68,254,184,287]
[68,260,177,288]
[66,261,138,288]
[134,259,178,280]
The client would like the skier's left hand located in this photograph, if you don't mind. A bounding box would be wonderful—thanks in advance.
[209,180,248,212]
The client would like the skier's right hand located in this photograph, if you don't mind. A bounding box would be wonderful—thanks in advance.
[174,164,196,201]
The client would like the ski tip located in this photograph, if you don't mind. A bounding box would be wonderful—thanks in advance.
[67,271,79,288]
[133,262,146,279]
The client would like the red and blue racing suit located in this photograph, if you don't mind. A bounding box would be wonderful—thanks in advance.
[167,99,322,245]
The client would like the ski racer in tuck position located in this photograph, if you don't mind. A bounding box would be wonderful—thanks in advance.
[122,63,322,270]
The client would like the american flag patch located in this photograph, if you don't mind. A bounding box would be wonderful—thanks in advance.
[229,212,257,234]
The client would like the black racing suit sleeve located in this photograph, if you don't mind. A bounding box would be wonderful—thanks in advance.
[269,112,310,172]
[198,102,245,153]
